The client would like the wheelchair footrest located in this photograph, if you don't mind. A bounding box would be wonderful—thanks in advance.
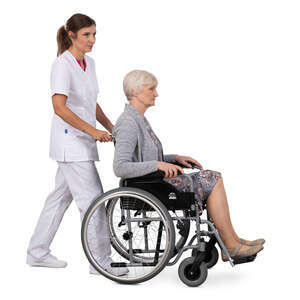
[111,262,127,267]
[129,249,143,254]
[233,254,257,265]
[126,249,165,254]
[111,262,157,267]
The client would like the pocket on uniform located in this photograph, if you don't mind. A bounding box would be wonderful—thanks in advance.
[68,106,87,137]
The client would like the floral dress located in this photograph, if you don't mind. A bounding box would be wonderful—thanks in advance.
[143,118,221,209]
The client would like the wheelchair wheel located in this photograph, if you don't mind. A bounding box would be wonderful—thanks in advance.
[81,187,175,284]
[204,246,219,268]
[106,195,170,263]
[192,245,219,269]
[178,257,208,287]
[107,198,190,262]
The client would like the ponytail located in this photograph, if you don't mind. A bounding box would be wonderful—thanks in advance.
[56,26,72,56]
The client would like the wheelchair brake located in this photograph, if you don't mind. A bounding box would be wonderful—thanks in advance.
[118,215,126,227]
[138,221,151,228]
[176,219,190,236]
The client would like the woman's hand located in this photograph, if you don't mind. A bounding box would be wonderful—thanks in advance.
[174,155,202,168]
[91,128,112,142]
[157,162,184,178]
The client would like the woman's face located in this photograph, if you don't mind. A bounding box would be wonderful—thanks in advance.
[69,25,96,54]
[135,84,158,108]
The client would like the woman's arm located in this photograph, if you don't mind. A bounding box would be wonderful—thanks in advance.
[174,155,202,168]
[113,118,158,178]
[52,94,111,142]
[164,154,177,163]
[96,103,114,134]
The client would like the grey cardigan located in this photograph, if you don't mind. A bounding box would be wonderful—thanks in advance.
[113,104,176,179]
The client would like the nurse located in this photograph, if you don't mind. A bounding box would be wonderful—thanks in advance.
[26,13,127,276]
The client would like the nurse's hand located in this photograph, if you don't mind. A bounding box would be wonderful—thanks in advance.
[91,129,112,142]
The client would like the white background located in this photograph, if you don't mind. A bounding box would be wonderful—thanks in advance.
[1,0,299,298]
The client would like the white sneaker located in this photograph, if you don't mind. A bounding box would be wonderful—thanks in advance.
[26,254,67,268]
[105,264,129,276]
[89,262,129,277]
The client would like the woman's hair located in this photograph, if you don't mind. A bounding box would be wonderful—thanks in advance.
[56,13,96,56]
[123,70,158,100]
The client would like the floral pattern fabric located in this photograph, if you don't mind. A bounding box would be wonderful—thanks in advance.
[164,170,221,209]
[144,118,221,208]
[143,118,164,161]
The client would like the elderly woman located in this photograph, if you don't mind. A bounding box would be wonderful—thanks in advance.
[113,70,265,261]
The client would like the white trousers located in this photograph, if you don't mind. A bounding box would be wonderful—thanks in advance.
[27,161,111,266]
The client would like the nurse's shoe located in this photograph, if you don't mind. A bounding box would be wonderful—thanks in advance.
[90,264,129,277]
[26,254,67,268]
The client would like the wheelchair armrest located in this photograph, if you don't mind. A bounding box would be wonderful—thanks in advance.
[172,161,202,170]
[122,170,165,184]
[172,161,188,169]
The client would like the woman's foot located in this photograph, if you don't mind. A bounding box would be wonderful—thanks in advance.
[221,243,264,262]
[239,238,265,246]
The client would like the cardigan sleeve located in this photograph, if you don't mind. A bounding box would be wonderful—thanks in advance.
[163,154,177,163]
[113,118,158,179]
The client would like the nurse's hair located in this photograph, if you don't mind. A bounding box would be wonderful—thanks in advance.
[56,13,96,56]
[123,70,158,101]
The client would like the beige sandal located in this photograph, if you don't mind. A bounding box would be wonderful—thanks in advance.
[221,243,264,262]
[240,238,265,246]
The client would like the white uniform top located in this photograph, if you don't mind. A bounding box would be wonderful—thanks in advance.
[49,50,99,162]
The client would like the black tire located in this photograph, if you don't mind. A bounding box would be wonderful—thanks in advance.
[205,246,219,269]
[192,244,219,269]
[81,187,175,284]
[178,257,208,287]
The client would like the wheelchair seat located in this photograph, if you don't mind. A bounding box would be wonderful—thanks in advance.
[120,170,195,211]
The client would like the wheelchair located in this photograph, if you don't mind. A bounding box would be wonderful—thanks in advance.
[81,163,257,287]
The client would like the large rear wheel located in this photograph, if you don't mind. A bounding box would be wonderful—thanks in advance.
[81,187,175,284]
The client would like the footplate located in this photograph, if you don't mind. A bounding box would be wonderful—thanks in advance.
[111,262,157,267]
[126,249,165,254]
[233,254,257,265]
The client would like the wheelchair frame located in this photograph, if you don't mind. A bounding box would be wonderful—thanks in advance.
[81,165,257,287]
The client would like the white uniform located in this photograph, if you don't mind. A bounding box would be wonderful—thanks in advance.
[27,50,111,268]
[49,50,99,162]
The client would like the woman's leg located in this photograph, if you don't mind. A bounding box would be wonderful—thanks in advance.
[206,178,251,250]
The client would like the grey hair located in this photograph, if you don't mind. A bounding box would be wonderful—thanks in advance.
[123,70,158,101]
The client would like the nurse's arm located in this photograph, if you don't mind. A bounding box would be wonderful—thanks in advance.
[96,103,114,134]
[52,94,111,142]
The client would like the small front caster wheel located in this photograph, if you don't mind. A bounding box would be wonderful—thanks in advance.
[192,245,219,269]
[205,246,219,268]
[178,257,208,287]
